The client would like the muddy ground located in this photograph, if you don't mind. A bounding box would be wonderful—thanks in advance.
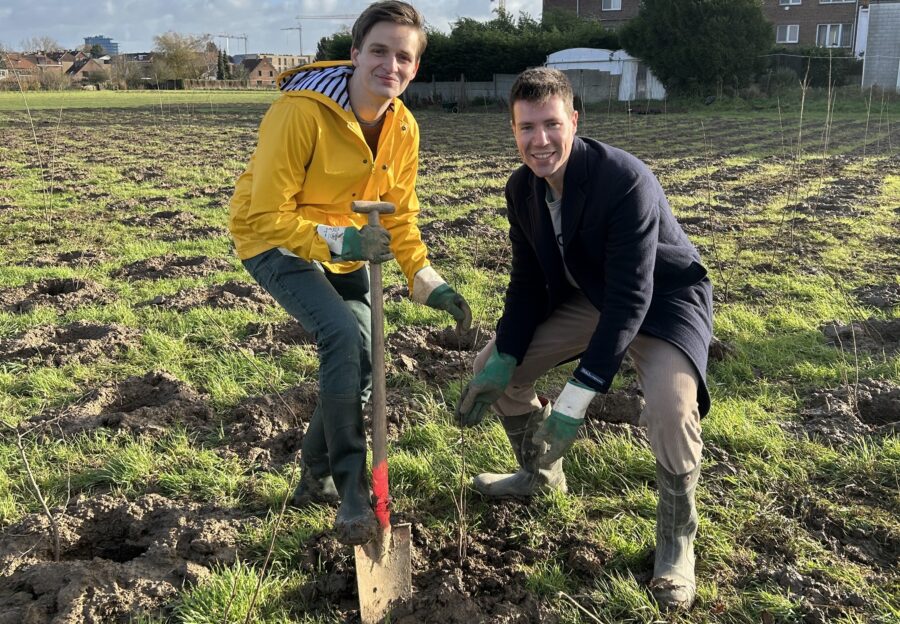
[0,106,897,623]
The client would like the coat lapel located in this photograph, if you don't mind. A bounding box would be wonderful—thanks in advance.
[561,137,589,249]
[528,174,564,277]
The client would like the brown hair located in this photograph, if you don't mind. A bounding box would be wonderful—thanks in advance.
[351,1,427,58]
[509,67,575,118]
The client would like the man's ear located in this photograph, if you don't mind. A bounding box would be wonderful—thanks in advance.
[572,109,579,133]
[350,47,359,67]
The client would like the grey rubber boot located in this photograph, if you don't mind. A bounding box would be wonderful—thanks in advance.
[650,461,701,610]
[473,400,567,498]
[322,395,377,545]
[291,405,340,507]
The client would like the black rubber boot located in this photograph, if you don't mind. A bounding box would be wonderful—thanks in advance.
[322,395,377,546]
[291,405,339,507]
[473,400,567,498]
[650,461,701,610]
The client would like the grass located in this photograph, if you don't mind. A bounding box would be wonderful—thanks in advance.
[0,86,897,622]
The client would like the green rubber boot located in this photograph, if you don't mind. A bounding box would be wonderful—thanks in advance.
[650,461,701,610]
[473,399,567,498]
[291,405,340,507]
[322,395,377,546]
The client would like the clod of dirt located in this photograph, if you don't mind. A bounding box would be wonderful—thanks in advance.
[240,320,315,354]
[121,210,226,241]
[708,335,737,361]
[0,278,112,314]
[0,493,255,624]
[852,283,900,310]
[586,386,645,426]
[797,378,900,444]
[388,325,493,385]
[0,321,140,366]
[821,317,900,356]
[222,383,317,468]
[112,254,234,280]
[143,280,275,313]
[22,250,109,268]
[33,371,213,437]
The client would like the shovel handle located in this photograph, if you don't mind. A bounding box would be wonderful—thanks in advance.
[352,201,395,530]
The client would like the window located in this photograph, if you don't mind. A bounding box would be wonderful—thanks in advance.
[776,24,800,44]
[269,70,273,76]
[258,70,262,76]
[816,23,851,47]
[780,0,801,5]
[819,0,854,4]
[602,0,621,10]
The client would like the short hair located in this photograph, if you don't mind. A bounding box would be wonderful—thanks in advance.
[352,1,428,59]
[509,67,575,118]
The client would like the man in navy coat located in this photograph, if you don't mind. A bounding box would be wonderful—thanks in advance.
[456,67,713,610]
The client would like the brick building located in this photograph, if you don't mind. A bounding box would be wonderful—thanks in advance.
[763,0,866,49]
[543,0,641,29]
[242,57,277,86]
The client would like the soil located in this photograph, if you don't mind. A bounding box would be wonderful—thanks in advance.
[0,278,112,314]
[0,493,255,624]
[22,250,110,268]
[0,322,140,366]
[852,283,900,310]
[30,371,213,438]
[142,280,275,313]
[296,503,614,623]
[112,255,234,281]
[239,320,315,355]
[821,317,900,356]
[794,378,900,445]
[121,210,226,241]
[387,325,491,386]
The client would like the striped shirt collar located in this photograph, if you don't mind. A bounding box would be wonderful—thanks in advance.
[281,64,395,115]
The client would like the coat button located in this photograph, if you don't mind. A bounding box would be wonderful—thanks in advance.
[362,159,368,164]
[401,125,407,131]
[381,165,387,170]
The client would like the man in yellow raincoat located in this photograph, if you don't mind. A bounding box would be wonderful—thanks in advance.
[229,0,470,545]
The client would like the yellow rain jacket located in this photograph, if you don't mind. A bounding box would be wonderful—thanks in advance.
[229,61,431,292]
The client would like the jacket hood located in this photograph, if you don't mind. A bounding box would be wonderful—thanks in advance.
[277,60,354,111]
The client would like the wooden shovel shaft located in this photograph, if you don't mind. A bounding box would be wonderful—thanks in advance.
[353,201,395,530]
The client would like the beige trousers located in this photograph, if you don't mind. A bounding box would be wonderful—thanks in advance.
[475,290,703,475]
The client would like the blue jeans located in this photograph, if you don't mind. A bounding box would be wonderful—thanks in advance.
[243,248,373,402]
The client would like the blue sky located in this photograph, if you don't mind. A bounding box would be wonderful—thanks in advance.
[2,0,542,54]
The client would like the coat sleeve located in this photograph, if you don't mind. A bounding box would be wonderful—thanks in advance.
[495,181,549,362]
[242,98,332,262]
[573,173,658,392]
[380,122,430,291]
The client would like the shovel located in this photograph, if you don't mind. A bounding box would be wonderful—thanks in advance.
[351,200,412,623]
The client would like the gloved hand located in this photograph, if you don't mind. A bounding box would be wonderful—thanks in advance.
[340,225,393,263]
[455,347,516,427]
[425,283,472,332]
[533,379,597,466]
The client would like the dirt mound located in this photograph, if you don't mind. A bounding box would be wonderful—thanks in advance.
[112,254,234,280]
[22,250,110,268]
[0,321,140,366]
[33,371,213,437]
[240,321,315,355]
[586,386,645,426]
[796,378,900,444]
[821,317,900,355]
[143,280,275,313]
[121,210,226,241]
[388,325,492,385]
[222,384,317,468]
[420,216,509,270]
[0,278,112,314]
[0,493,254,624]
[852,283,900,310]
[298,503,610,623]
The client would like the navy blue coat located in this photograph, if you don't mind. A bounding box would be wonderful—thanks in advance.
[495,137,713,415]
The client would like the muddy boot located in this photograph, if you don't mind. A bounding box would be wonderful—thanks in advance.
[322,395,377,546]
[291,406,340,507]
[650,461,700,610]
[473,400,567,498]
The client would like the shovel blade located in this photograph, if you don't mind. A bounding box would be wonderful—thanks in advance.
[354,523,412,624]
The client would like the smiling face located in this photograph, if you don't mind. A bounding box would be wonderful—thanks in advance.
[350,22,420,112]
[511,95,578,197]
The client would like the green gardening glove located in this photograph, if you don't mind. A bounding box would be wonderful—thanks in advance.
[425,283,472,332]
[455,346,516,427]
[339,225,393,263]
[533,379,598,466]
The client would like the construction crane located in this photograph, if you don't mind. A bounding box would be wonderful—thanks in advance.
[216,33,247,56]
[292,14,359,56]
[490,0,507,13]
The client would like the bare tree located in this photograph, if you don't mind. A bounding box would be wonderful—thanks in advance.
[20,35,62,53]
[151,32,210,80]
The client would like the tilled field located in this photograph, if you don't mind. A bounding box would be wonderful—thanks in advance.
[0,96,898,623]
